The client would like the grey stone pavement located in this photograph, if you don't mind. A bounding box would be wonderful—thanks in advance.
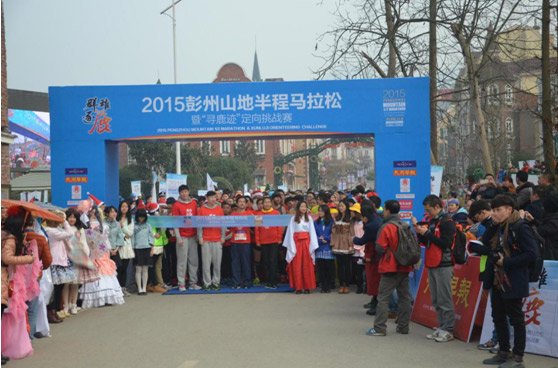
[8,290,557,368]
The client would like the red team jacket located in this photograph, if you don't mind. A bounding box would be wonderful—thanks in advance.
[171,199,198,238]
[254,209,283,245]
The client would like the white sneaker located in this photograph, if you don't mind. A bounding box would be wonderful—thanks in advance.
[179,284,186,292]
[189,284,202,290]
[426,328,441,340]
[70,305,78,315]
[435,330,454,343]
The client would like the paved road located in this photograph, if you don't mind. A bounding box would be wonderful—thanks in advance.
[9,290,557,368]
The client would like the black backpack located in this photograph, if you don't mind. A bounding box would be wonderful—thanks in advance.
[451,221,468,265]
[511,219,544,283]
[388,220,421,267]
[437,216,467,265]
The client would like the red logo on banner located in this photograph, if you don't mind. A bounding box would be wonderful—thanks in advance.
[399,200,413,210]
[394,169,417,176]
[399,211,413,220]
[411,256,484,342]
[65,177,88,183]
[523,287,544,326]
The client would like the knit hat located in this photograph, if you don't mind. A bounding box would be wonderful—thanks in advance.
[447,198,460,206]
[88,192,104,207]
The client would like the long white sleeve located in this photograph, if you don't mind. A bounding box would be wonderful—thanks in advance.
[282,217,297,263]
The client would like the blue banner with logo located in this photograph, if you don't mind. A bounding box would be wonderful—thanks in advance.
[148,215,292,228]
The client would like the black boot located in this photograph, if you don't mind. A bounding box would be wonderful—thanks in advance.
[366,296,378,315]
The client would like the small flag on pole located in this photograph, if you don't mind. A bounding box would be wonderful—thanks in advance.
[207,173,217,191]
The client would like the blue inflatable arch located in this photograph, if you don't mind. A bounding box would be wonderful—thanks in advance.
[49,77,430,220]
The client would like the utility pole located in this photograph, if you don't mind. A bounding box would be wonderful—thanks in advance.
[541,0,555,176]
[161,0,182,174]
[429,0,438,166]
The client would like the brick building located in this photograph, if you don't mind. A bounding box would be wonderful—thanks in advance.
[1,6,14,199]
[445,25,558,176]
[191,57,282,187]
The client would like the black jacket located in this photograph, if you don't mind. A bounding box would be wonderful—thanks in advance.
[417,212,456,268]
[353,215,382,246]
[469,219,539,299]
[525,199,544,222]
[535,213,558,260]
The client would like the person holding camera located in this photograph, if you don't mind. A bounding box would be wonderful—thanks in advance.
[468,195,539,368]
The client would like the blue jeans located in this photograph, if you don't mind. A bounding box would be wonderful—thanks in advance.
[389,291,398,314]
[26,295,40,340]
[387,290,415,314]
[231,243,251,287]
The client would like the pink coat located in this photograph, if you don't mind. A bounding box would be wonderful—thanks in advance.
[352,221,365,257]
[45,221,74,267]
[1,233,34,306]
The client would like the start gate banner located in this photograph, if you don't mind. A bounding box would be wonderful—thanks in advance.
[411,256,484,342]
[480,261,558,358]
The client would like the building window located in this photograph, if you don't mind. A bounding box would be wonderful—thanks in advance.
[254,140,265,155]
[489,84,499,106]
[201,140,211,155]
[505,118,513,138]
[127,145,136,165]
[220,141,230,155]
[505,84,513,106]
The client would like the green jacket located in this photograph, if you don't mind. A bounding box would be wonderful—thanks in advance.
[153,227,168,247]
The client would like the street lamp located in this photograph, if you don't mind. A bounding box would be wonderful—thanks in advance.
[161,0,182,174]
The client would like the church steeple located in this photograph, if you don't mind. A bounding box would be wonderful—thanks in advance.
[252,50,262,82]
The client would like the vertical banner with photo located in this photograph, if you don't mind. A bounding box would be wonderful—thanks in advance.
[131,181,142,197]
[166,174,187,199]
[431,166,444,196]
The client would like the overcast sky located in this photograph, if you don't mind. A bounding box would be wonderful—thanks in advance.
[4,0,337,92]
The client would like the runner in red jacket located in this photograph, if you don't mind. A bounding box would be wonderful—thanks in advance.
[255,197,284,289]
